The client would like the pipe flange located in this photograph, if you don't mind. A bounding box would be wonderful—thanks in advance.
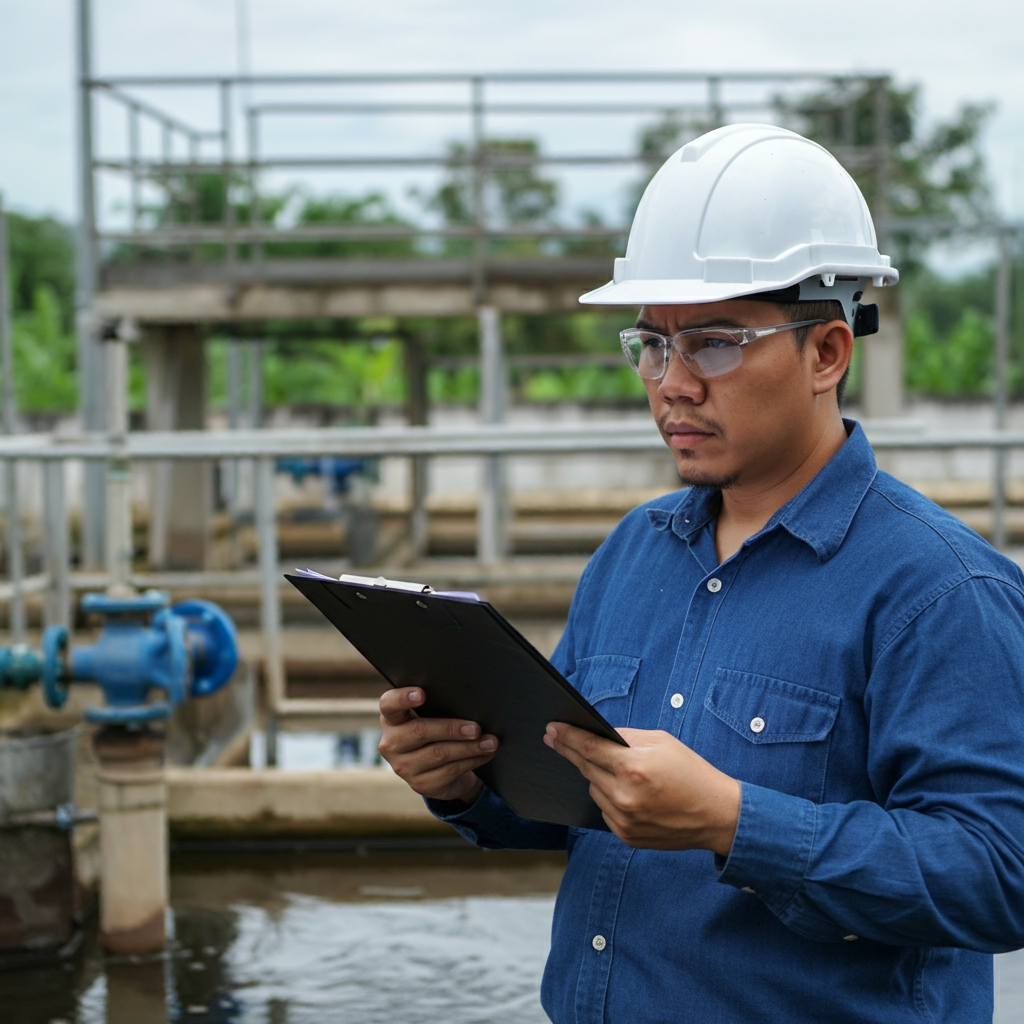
[40,626,70,709]
[173,600,239,698]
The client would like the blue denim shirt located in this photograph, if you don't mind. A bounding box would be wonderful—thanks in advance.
[431,422,1024,1023]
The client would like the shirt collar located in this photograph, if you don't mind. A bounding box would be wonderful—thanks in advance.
[645,420,877,561]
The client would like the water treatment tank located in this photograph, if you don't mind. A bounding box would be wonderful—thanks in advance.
[0,727,80,959]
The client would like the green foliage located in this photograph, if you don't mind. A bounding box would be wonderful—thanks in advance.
[5,213,76,327]
[904,308,997,396]
[519,365,647,403]
[900,262,1024,398]
[10,286,77,412]
[266,192,417,260]
[261,338,406,413]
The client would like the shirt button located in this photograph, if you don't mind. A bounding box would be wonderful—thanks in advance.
[749,717,765,734]
[592,934,607,951]
[670,693,684,709]
[741,886,757,894]
[707,578,722,593]
[842,934,859,942]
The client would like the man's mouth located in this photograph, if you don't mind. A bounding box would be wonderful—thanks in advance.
[664,422,716,448]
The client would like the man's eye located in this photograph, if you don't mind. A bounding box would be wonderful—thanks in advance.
[699,334,736,350]
[641,334,667,350]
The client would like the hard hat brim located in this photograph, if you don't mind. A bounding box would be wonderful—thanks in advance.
[579,267,899,306]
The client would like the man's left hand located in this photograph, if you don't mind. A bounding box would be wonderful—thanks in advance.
[544,723,741,856]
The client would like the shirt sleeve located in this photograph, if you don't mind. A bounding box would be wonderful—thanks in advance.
[426,786,569,850]
[716,575,1024,951]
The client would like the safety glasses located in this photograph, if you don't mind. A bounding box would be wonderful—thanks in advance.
[619,320,826,380]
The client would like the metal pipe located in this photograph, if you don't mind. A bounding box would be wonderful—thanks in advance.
[220,80,236,265]
[477,306,507,564]
[3,462,24,641]
[470,76,487,306]
[226,339,244,563]
[92,70,871,87]
[104,338,133,595]
[23,421,1024,461]
[0,199,24,640]
[0,197,15,437]
[128,104,141,233]
[42,460,71,629]
[94,153,668,173]
[248,339,264,428]
[76,0,105,570]
[255,456,284,765]
[993,233,1012,550]
[247,109,262,263]
[99,224,630,244]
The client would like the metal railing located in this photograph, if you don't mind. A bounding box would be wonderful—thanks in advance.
[83,70,893,281]
[1,419,1023,749]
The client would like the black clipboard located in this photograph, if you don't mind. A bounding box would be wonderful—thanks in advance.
[285,570,627,830]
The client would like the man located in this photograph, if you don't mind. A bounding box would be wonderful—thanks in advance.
[379,125,1024,1022]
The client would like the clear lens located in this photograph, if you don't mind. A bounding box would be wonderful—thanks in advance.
[621,320,827,380]
[621,329,744,380]
[684,334,744,377]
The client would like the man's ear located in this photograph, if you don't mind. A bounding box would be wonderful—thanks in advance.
[808,320,854,396]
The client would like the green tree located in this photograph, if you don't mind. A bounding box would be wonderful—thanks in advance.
[5,212,75,327]
[10,285,78,413]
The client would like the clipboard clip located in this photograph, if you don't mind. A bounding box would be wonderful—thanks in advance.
[338,573,435,595]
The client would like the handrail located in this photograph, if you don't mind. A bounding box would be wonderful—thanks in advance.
[8,420,1024,462]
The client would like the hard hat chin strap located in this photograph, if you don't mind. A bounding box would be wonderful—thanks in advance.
[746,276,878,338]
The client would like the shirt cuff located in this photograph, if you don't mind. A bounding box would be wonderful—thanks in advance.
[424,785,513,847]
[715,781,817,904]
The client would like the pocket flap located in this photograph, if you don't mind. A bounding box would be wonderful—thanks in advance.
[570,655,641,704]
[706,669,840,744]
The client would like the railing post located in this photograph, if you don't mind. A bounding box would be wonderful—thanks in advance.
[404,334,429,560]
[477,306,507,564]
[105,336,133,595]
[76,0,106,571]
[3,459,25,642]
[993,231,1012,550]
[43,460,71,630]
[0,198,24,641]
[256,455,284,766]
[226,339,245,566]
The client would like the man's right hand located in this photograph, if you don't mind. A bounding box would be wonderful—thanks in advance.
[378,687,498,806]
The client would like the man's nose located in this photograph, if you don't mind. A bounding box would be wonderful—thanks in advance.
[656,346,706,403]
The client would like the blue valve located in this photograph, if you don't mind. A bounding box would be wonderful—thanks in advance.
[0,590,239,725]
[275,456,373,494]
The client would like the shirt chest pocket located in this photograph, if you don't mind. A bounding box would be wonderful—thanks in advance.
[698,668,841,804]
[568,654,640,729]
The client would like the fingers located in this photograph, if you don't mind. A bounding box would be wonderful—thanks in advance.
[378,686,498,801]
[378,686,426,726]
[544,722,623,775]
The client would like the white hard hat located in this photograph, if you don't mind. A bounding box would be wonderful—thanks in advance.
[580,123,898,329]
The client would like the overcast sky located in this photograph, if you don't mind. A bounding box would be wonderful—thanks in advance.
[2,0,1023,240]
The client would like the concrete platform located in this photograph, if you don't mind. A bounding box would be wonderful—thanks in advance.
[166,767,446,839]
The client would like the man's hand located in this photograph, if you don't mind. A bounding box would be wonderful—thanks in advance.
[544,723,741,856]
[378,687,498,805]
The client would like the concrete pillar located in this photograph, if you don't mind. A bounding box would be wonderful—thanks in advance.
[94,728,167,955]
[860,285,903,422]
[143,325,212,569]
